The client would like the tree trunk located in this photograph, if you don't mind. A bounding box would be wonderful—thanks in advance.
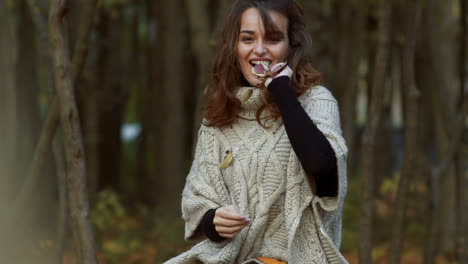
[455,1,468,262]
[416,0,461,260]
[359,0,391,263]
[71,0,98,199]
[158,0,190,215]
[190,0,235,144]
[94,6,127,193]
[428,0,458,252]
[25,0,48,39]
[25,0,97,203]
[1,2,53,262]
[137,0,163,206]
[48,1,98,263]
[80,73,100,199]
[184,0,211,85]
[186,0,211,142]
[53,132,68,264]
[455,136,467,264]
[389,1,421,263]
[0,0,16,177]
[422,80,468,264]
[423,165,440,264]
[15,0,42,205]
[332,0,365,179]
[0,1,19,261]
[135,0,150,204]
[301,0,333,82]
[416,4,442,263]
[70,0,97,80]
[123,0,142,201]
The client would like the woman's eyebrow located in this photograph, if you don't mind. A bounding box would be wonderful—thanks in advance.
[240,30,255,35]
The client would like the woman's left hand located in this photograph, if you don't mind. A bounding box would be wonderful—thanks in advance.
[213,205,250,239]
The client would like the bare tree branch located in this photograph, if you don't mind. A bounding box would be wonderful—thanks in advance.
[15,0,97,222]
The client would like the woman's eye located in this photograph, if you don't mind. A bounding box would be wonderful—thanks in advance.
[241,37,254,43]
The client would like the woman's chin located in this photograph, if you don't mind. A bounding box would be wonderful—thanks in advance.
[246,77,266,88]
[253,81,265,89]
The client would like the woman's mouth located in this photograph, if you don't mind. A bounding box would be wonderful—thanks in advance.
[250,60,271,77]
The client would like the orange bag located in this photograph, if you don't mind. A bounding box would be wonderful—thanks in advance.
[257,257,287,264]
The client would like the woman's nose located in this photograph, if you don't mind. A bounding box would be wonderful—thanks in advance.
[254,41,266,55]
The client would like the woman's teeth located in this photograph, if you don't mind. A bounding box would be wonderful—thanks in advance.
[251,60,271,67]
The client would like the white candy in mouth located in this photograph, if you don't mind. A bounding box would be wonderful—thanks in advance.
[249,61,288,87]
[251,61,270,77]
[259,61,270,70]
[251,65,266,77]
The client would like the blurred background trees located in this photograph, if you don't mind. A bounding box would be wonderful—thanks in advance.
[0,0,466,263]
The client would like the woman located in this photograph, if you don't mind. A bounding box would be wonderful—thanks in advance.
[166,0,348,263]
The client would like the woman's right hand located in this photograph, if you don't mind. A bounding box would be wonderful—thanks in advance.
[265,63,293,88]
[214,205,250,238]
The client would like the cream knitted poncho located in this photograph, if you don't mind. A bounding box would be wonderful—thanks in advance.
[165,86,349,264]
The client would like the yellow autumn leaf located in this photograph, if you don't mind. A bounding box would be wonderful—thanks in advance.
[219,152,233,168]
[241,89,253,103]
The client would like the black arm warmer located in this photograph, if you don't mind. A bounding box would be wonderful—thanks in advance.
[267,76,338,197]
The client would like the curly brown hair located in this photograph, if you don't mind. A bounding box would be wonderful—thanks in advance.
[203,0,322,128]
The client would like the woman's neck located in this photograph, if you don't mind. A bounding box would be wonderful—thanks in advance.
[235,87,270,120]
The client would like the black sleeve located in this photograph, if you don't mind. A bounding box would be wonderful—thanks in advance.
[267,76,338,197]
[199,208,226,242]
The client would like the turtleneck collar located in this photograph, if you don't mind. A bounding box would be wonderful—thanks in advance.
[235,86,271,120]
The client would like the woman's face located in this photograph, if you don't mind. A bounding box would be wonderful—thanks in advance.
[237,8,290,87]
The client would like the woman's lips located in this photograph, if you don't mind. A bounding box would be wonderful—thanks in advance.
[251,61,286,78]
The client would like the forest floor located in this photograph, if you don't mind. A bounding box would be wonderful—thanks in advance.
[66,186,456,264]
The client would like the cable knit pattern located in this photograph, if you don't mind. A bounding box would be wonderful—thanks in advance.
[165,86,349,264]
